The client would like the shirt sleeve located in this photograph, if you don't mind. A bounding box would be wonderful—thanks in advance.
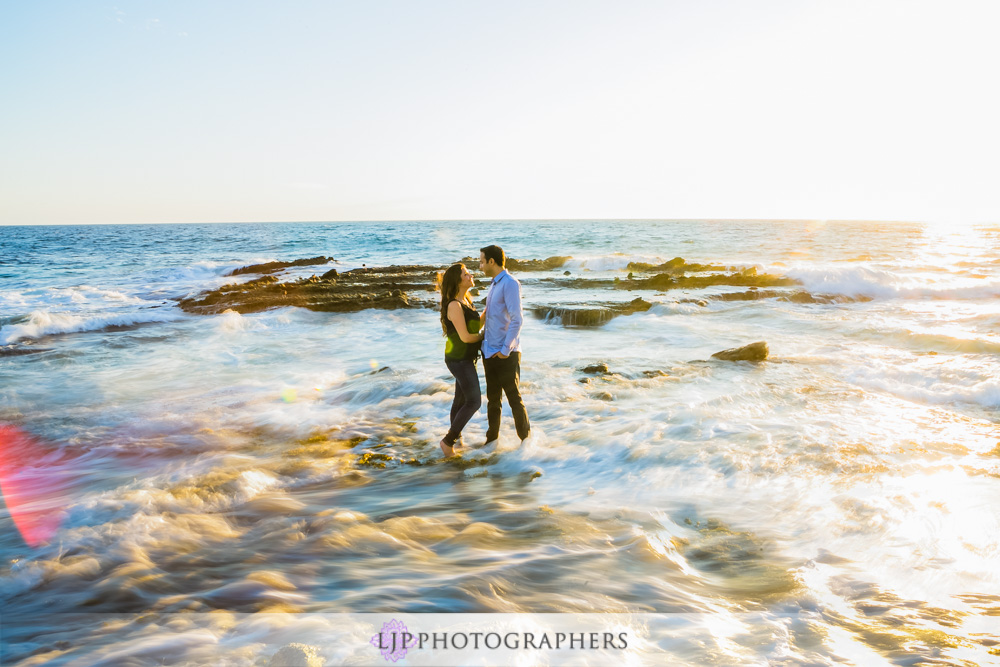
[501,278,523,356]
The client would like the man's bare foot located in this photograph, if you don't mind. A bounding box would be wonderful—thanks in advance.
[439,439,455,457]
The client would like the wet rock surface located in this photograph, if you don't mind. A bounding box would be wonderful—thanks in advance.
[227,256,334,276]
[531,297,653,326]
[178,255,838,319]
[626,257,724,273]
[0,345,52,357]
[179,265,442,315]
[711,341,770,362]
[458,255,571,271]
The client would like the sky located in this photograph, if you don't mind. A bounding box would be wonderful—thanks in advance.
[1,0,998,225]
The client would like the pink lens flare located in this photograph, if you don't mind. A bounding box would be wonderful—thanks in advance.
[0,425,70,548]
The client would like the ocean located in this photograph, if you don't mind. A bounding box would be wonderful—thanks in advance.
[1,220,999,665]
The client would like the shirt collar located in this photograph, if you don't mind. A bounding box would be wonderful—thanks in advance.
[491,269,509,285]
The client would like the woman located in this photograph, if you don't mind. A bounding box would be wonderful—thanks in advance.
[438,263,484,457]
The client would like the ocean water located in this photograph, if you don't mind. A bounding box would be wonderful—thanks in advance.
[1,220,999,665]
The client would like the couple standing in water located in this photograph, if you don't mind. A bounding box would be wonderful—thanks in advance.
[438,245,531,457]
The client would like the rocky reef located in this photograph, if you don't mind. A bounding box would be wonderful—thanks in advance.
[179,264,441,315]
[175,255,847,320]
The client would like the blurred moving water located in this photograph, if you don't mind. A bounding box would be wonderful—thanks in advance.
[1,220,998,665]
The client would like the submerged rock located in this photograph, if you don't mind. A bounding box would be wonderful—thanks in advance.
[268,643,324,667]
[541,270,800,292]
[357,451,394,469]
[711,341,769,362]
[580,362,611,375]
[228,256,334,276]
[708,289,870,304]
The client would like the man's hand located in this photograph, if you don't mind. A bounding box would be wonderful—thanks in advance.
[494,352,509,359]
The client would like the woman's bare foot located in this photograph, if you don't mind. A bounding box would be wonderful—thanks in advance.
[439,439,455,457]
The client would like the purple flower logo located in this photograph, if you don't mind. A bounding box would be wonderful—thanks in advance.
[370,618,418,662]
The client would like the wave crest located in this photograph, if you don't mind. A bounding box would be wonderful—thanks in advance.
[0,309,184,344]
[788,266,1000,300]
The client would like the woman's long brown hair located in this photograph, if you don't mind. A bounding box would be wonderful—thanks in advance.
[438,263,470,335]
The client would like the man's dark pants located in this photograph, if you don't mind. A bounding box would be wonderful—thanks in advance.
[482,351,530,441]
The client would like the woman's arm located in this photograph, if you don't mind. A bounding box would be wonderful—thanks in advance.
[448,301,483,344]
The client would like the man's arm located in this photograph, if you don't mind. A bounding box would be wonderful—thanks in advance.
[500,279,523,356]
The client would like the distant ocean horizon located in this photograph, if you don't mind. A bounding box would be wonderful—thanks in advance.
[1,216,944,226]
[1,220,999,664]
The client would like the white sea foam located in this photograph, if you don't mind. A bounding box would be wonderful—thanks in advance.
[0,309,185,344]
[1,285,146,315]
[647,302,709,316]
[147,259,264,284]
[787,266,1000,300]
[0,291,29,310]
[846,362,1000,410]
[64,285,143,304]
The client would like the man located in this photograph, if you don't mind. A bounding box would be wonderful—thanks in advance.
[479,245,530,446]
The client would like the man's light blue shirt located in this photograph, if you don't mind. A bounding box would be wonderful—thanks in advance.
[481,269,523,358]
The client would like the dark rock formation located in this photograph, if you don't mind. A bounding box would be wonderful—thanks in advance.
[458,256,571,271]
[626,257,724,273]
[507,256,571,271]
[227,256,334,276]
[320,268,339,280]
[179,264,441,315]
[0,345,52,357]
[532,297,653,327]
[711,341,769,362]
[635,267,798,292]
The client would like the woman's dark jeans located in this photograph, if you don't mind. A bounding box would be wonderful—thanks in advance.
[444,358,482,446]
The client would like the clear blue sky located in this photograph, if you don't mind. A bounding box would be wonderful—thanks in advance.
[1,1,998,225]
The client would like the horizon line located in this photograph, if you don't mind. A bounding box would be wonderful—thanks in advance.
[0,217,943,228]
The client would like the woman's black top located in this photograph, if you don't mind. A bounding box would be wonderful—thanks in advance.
[445,300,482,361]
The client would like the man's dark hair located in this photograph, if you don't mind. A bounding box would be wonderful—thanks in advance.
[480,245,505,268]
